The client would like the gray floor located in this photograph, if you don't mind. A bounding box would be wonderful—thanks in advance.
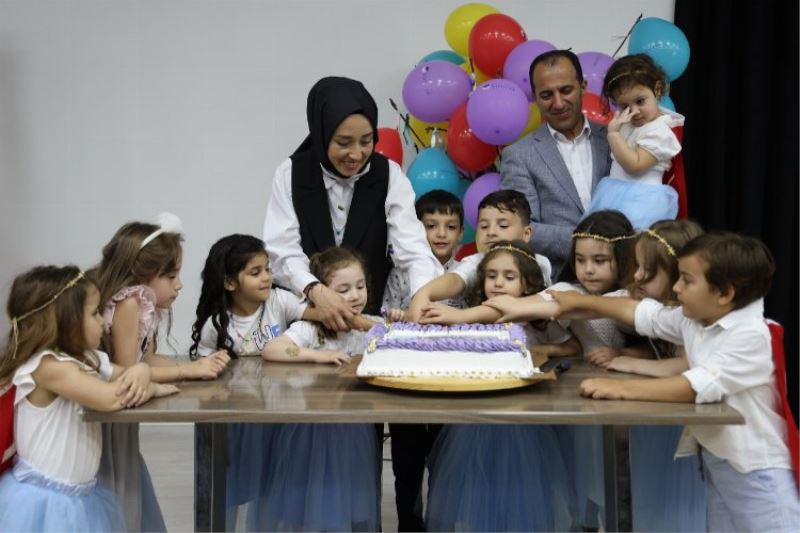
[140,423,401,532]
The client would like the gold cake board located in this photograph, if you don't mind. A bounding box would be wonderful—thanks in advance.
[349,353,557,392]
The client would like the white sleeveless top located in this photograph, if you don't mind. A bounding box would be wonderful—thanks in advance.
[13,349,113,484]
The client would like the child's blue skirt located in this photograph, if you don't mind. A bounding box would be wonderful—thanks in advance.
[426,424,575,532]
[630,425,706,531]
[247,423,381,532]
[553,425,606,530]
[586,177,679,230]
[0,462,126,532]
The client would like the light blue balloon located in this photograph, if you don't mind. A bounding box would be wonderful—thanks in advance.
[659,94,676,112]
[628,17,690,81]
[419,49,466,66]
[407,148,461,199]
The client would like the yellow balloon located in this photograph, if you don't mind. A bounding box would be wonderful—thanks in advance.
[517,102,542,141]
[460,61,491,87]
[444,3,500,58]
[407,115,449,149]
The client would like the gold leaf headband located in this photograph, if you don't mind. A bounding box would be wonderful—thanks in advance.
[571,232,637,244]
[9,271,85,359]
[643,229,676,257]
[490,244,539,264]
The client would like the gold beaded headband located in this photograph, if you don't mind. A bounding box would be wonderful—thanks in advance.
[490,244,539,265]
[9,271,85,359]
[571,232,637,244]
[643,229,676,257]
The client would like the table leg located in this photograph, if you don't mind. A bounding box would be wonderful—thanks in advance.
[194,423,227,532]
[603,425,632,532]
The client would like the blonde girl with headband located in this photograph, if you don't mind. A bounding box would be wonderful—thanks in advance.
[0,266,177,532]
[94,213,230,532]
[425,240,576,532]
[585,54,685,230]
[485,210,637,531]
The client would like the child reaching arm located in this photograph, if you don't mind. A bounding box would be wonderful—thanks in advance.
[552,232,800,533]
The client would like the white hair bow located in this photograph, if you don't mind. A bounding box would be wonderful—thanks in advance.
[140,212,184,249]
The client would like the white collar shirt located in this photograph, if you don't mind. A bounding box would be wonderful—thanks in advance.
[263,158,443,297]
[547,115,594,209]
[634,298,792,473]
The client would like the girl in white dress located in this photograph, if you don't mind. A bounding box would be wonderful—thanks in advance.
[251,246,383,532]
[0,265,176,532]
[94,213,229,531]
[189,233,321,530]
[586,54,684,229]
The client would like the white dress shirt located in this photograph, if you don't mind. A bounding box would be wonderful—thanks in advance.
[547,116,594,209]
[263,158,443,297]
[634,298,792,473]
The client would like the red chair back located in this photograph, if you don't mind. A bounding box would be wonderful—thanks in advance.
[663,125,689,219]
[0,383,15,476]
[766,320,799,486]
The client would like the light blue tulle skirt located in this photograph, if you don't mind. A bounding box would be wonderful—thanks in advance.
[586,177,678,230]
[630,425,706,532]
[246,423,381,532]
[0,464,126,532]
[226,422,275,506]
[426,424,576,532]
[553,425,605,530]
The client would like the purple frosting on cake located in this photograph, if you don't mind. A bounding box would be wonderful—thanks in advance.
[364,322,527,354]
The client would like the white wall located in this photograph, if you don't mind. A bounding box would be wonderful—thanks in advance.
[0,0,674,351]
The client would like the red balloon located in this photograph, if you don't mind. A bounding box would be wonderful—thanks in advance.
[447,103,497,172]
[374,127,403,166]
[468,14,527,78]
[582,92,613,125]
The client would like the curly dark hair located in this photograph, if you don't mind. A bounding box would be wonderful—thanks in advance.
[189,234,267,359]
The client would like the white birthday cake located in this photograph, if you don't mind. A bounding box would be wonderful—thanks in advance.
[356,322,540,379]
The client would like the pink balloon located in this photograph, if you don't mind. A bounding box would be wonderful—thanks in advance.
[402,60,473,123]
[463,172,502,228]
[466,79,530,145]
[503,40,556,101]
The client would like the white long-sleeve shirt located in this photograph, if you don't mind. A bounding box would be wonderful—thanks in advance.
[634,297,792,473]
[263,158,443,296]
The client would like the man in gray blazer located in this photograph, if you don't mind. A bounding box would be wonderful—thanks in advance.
[501,50,611,277]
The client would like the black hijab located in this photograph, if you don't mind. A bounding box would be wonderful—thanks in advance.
[293,77,380,177]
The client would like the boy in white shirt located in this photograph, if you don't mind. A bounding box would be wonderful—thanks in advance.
[550,232,800,532]
[382,190,464,311]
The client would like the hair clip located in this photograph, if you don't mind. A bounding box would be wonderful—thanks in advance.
[643,229,676,257]
[571,232,637,243]
[140,212,183,249]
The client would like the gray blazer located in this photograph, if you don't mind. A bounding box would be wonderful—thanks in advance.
[500,122,611,276]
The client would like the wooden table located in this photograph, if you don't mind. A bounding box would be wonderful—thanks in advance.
[86,356,744,532]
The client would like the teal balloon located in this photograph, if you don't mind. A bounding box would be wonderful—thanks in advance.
[456,177,471,200]
[419,49,466,66]
[659,94,676,112]
[629,17,690,81]
[460,221,476,244]
[407,148,461,199]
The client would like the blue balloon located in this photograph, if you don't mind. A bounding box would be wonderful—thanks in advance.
[460,222,476,245]
[628,17,690,81]
[419,49,466,66]
[659,94,676,112]
[407,148,461,199]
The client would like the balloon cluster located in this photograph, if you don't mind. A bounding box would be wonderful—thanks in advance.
[376,4,691,247]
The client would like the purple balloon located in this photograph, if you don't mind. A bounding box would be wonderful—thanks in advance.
[402,60,473,123]
[463,172,502,228]
[466,79,530,145]
[578,51,615,96]
[502,39,556,101]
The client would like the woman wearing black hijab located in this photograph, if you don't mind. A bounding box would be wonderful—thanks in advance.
[263,77,441,327]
